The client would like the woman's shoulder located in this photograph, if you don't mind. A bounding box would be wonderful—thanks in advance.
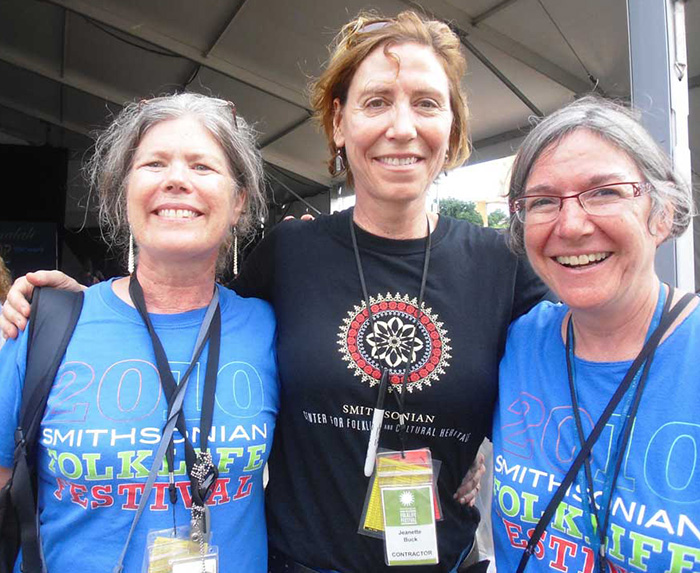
[72,278,121,316]
[218,284,275,320]
[437,215,513,252]
[248,212,344,259]
[508,300,567,338]
[667,290,700,339]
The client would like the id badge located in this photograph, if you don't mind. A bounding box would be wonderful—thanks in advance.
[361,448,440,566]
[381,484,438,566]
[143,527,218,573]
[359,448,442,539]
[171,548,219,573]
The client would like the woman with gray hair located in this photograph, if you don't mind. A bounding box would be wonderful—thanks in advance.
[491,96,698,572]
[0,93,278,572]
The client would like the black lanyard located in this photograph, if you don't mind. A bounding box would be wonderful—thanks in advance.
[517,289,696,573]
[348,209,432,453]
[565,287,670,572]
[128,276,221,507]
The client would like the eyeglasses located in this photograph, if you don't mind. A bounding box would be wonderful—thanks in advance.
[510,181,651,224]
[344,17,392,47]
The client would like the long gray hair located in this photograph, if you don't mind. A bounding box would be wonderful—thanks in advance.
[85,93,266,272]
[508,95,693,253]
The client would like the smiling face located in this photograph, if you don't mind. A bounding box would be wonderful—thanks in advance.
[126,116,244,268]
[523,129,670,314]
[333,42,453,211]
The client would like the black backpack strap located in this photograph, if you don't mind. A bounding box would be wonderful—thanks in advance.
[516,291,696,572]
[11,287,84,573]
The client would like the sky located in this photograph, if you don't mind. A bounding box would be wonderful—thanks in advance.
[430,155,514,215]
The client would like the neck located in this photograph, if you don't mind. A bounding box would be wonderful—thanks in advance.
[113,253,217,313]
[353,198,436,239]
[569,280,662,361]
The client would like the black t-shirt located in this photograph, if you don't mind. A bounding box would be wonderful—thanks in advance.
[235,208,548,572]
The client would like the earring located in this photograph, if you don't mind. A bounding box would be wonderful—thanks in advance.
[333,147,346,176]
[232,227,239,276]
[127,233,135,274]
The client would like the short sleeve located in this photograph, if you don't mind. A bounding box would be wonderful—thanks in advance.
[0,327,28,467]
[511,255,554,322]
[233,228,279,301]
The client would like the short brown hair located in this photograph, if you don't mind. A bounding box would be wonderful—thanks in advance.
[309,10,471,182]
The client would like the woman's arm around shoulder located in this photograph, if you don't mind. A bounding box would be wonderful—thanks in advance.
[1,271,85,339]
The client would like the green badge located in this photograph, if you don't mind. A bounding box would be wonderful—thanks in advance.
[381,485,439,566]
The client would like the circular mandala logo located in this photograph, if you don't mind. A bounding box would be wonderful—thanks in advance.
[337,292,451,392]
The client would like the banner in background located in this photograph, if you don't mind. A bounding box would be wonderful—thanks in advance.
[0,221,57,278]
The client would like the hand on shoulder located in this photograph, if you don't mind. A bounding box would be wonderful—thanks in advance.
[1,271,85,340]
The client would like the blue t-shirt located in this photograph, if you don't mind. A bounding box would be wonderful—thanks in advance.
[0,279,279,573]
[492,301,700,573]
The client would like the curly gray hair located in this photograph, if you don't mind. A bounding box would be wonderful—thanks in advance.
[508,95,693,253]
[85,92,266,273]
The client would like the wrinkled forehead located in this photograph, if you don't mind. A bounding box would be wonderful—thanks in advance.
[526,129,641,191]
[345,40,450,96]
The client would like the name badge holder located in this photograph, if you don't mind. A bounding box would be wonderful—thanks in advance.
[143,526,218,573]
[359,448,439,566]
[114,276,222,573]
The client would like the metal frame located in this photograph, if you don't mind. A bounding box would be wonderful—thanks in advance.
[628,0,695,290]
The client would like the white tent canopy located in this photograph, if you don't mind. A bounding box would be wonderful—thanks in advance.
[1,0,698,284]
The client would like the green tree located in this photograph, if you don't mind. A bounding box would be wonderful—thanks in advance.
[438,197,483,226]
[487,209,509,229]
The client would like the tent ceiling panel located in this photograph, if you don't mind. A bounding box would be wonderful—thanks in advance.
[463,35,575,141]
[208,0,375,96]
[0,62,62,120]
[0,105,45,145]
[65,14,195,101]
[262,119,331,187]
[0,100,90,149]
[488,0,629,95]
[443,0,509,18]
[0,0,64,70]
[187,67,309,143]
[61,87,121,135]
[85,0,242,54]
[484,0,630,96]
[44,0,311,109]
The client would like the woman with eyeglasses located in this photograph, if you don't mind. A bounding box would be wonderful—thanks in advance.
[0,93,279,572]
[491,96,698,573]
[1,11,548,573]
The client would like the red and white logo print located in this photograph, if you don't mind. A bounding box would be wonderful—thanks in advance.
[337,292,451,392]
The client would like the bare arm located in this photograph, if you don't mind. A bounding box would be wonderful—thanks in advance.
[0,466,11,489]
[1,271,85,339]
